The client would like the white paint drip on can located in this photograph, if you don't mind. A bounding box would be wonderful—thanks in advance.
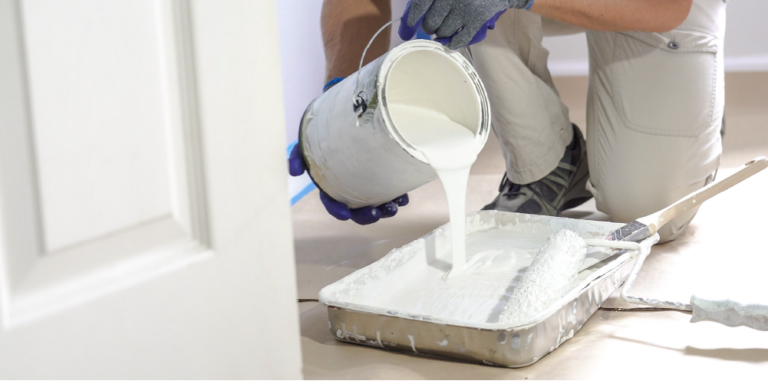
[407,335,418,353]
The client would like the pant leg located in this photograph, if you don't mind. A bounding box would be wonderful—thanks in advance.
[585,0,726,242]
[468,9,573,184]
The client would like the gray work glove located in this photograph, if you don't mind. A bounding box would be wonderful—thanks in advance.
[399,0,535,50]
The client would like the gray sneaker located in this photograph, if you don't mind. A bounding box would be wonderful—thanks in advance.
[483,124,592,216]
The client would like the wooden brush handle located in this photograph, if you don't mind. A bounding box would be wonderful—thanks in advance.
[638,156,768,236]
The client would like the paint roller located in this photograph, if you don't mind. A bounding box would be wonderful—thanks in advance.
[503,156,768,331]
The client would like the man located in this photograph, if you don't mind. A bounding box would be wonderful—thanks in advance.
[291,0,724,243]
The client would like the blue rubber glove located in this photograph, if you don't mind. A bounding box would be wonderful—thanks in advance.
[289,145,409,225]
[288,77,409,225]
[398,0,535,50]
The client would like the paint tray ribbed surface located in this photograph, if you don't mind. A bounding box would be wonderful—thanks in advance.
[319,211,658,367]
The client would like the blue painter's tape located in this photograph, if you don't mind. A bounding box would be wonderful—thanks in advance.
[291,182,316,206]
[323,77,346,92]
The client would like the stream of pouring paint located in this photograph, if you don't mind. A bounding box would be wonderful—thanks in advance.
[389,104,478,278]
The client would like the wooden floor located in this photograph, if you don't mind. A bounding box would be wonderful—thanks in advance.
[291,72,768,379]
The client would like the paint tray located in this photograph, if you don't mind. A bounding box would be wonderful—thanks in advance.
[319,211,659,367]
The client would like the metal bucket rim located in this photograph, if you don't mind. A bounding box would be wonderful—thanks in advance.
[377,40,492,164]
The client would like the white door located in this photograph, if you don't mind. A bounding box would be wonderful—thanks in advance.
[0,0,302,378]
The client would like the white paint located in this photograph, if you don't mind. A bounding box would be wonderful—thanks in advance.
[353,325,367,341]
[511,333,521,350]
[345,227,584,325]
[320,212,643,330]
[343,229,550,324]
[389,104,478,278]
[341,322,348,337]
[407,335,418,353]
[384,47,488,278]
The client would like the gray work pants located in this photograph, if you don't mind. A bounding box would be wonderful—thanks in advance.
[468,0,726,242]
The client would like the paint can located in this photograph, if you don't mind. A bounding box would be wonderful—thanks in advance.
[298,39,491,208]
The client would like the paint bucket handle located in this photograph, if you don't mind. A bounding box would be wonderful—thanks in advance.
[354,18,400,119]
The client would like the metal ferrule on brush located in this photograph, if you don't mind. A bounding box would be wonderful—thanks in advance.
[606,221,652,243]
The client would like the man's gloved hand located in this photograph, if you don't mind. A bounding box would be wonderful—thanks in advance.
[289,145,409,225]
[398,0,535,50]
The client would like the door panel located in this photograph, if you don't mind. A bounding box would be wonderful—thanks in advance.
[23,0,173,251]
[0,0,301,378]
[2,0,207,328]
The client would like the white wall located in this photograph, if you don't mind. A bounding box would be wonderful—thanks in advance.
[720,0,768,71]
[276,1,324,204]
[277,0,767,203]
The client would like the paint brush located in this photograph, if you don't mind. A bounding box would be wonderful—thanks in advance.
[580,156,768,271]
[607,156,768,242]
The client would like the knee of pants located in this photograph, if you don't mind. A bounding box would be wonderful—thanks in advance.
[656,207,699,244]
[589,176,710,243]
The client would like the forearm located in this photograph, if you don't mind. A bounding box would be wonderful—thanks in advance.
[529,0,693,33]
[321,0,391,83]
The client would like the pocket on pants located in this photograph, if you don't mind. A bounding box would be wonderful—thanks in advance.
[610,29,719,137]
